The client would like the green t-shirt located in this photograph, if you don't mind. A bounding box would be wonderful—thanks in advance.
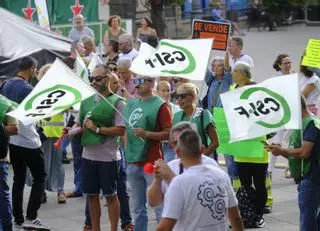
[173,108,213,147]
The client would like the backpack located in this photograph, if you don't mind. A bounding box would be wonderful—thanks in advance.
[236,186,260,228]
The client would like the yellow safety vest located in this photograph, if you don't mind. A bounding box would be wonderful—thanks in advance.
[41,114,64,138]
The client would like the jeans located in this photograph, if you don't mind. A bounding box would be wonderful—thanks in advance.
[298,173,320,231]
[127,164,162,231]
[162,142,175,163]
[224,155,238,181]
[70,136,83,195]
[0,162,12,230]
[237,162,268,217]
[9,144,46,223]
[84,149,132,228]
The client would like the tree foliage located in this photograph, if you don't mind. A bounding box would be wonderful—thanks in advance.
[262,0,307,14]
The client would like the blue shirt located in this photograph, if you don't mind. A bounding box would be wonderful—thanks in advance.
[205,71,232,109]
[2,79,32,104]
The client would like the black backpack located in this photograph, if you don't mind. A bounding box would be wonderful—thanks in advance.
[0,124,9,159]
[236,186,261,228]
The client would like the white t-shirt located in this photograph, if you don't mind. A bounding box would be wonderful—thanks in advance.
[119,48,138,61]
[230,54,254,77]
[162,164,238,231]
[10,122,41,149]
[299,74,320,105]
[161,155,219,194]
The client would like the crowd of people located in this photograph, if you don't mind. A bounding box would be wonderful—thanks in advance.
[0,12,320,231]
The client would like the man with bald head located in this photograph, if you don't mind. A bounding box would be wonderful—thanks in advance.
[68,14,94,42]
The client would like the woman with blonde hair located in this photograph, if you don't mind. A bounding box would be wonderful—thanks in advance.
[173,83,219,159]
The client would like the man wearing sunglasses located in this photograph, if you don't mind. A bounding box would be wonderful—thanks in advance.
[123,75,172,231]
[71,64,125,231]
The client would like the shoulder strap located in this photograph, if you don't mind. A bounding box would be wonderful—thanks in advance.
[200,109,208,147]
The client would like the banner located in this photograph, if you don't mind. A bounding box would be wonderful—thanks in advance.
[75,54,90,84]
[88,54,103,75]
[130,39,213,80]
[220,74,301,142]
[192,19,230,51]
[34,0,50,30]
[302,39,320,68]
[214,107,264,158]
[7,59,95,124]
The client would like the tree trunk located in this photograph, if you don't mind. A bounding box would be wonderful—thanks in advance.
[150,1,165,38]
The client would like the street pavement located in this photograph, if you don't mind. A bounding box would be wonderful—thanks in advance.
[9,24,320,231]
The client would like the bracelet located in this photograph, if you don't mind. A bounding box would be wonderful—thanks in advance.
[95,126,101,134]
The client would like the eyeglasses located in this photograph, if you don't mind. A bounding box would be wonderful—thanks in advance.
[172,79,181,83]
[90,76,105,83]
[281,62,291,65]
[133,78,152,85]
[175,93,193,100]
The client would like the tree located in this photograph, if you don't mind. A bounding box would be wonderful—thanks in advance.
[262,0,307,20]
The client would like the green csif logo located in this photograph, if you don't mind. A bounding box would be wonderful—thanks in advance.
[24,85,81,117]
[233,87,291,128]
[144,41,196,75]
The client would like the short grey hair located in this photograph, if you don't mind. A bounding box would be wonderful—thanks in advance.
[170,121,197,142]
[117,58,132,70]
[80,35,93,44]
[234,61,252,79]
[119,33,134,47]
[177,129,202,157]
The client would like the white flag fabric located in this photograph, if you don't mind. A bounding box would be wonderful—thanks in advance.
[34,0,50,30]
[7,59,95,124]
[75,54,90,84]
[130,39,213,80]
[88,53,103,75]
[220,74,302,142]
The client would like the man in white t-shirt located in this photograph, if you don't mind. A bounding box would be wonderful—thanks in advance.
[156,129,244,231]
[228,36,254,75]
[148,122,219,207]
[118,34,138,61]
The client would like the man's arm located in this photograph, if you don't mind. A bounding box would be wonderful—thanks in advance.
[147,177,164,207]
[228,206,244,231]
[156,218,176,231]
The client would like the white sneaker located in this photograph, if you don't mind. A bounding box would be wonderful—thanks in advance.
[22,218,50,231]
[14,223,24,230]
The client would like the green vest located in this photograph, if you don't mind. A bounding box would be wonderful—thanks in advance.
[0,94,15,123]
[173,108,209,147]
[79,94,122,146]
[123,96,165,162]
[288,116,320,180]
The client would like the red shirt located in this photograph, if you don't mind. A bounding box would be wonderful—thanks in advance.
[135,103,172,166]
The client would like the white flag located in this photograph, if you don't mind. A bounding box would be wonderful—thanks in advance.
[7,59,95,124]
[130,39,213,80]
[34,0,50,30]
[75,54,90,84]
[220,74,302,142]
[88,54,103,75]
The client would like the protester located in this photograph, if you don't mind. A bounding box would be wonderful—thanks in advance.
[146,35,159,48]
[156,81,180,163]
[2,56,49,230]
[0,95,18,231]
[68,65,124,231]
[123,75,172,231]
[148,121,218,207]
[173,83,219,160]
[118,34,138,61]
[80,35,96,60]
[156,129,244,231]
[37,64,66,204]
[136,17,157,43]
[227,37,254,73]
[117,59,137,99]
[267,95,320,231]
[68,14,94,42]
[170,77,190,104]
[272,53,295,76]
[103,40,119,64]
[232,61,268,228]
[103,15,126,44]
[299,65,320,116]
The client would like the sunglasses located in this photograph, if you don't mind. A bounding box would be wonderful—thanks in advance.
[172,79,181,83]
[90,76,105,83]
[175,93,193,100]
[133,78,152,85]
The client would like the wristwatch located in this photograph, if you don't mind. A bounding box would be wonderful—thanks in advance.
[95,126,101,134]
